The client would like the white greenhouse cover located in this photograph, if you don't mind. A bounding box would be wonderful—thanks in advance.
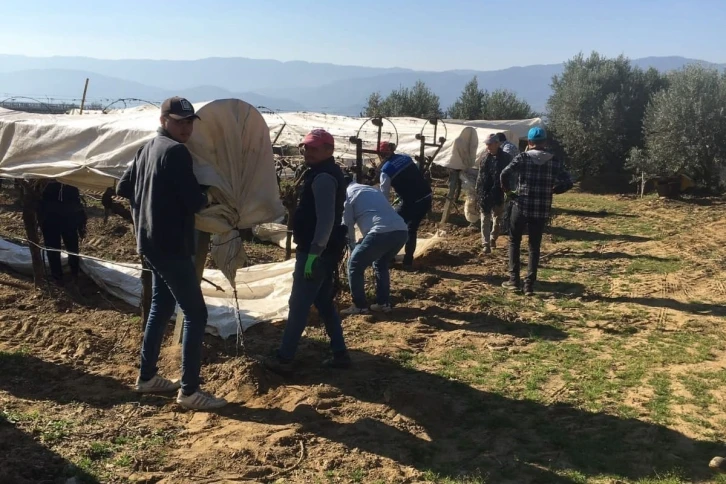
[0,100,286,283]
[262,112,518,171]
[444,117,544,141]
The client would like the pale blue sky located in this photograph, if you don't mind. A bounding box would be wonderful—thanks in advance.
[1,0,724,70]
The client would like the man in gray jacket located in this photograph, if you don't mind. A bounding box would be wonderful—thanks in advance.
[340,180,408,315]
[117,97,226,410]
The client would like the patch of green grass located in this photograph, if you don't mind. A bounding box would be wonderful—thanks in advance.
[477,291,520,313]
[646,373,673,424]
[553,298,585,310]
[679,374,716,409]
[0,346,31,364]
[40,419,73,444]
[421,469,487,484]
[349,468,367,483]
[648,331,724,366]
[633,470,688,484]
[537,268,559,280]
[552,469,588,483]
[0,408,40,424]
[86,441,114,461]
[114,453,133,467]
[624,257,683,275]
[393,350,418,369]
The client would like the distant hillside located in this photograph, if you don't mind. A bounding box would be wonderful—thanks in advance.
[0,55,722,115]
[0,69,304,111]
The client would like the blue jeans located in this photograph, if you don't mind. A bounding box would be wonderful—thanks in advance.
[348,230,408,308]
[278,252,347,361]
[140,253,207,395]
[396,196,432,264]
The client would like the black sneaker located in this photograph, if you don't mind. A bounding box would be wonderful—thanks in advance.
[323,351,352,369]
[482,245,492,254]
[523,284,534,296]
[263,354,295,375]
[502,280,521,292]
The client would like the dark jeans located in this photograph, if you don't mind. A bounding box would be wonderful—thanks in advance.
[278,252,347,361]
[140,252,208,395]
[41,216,80,281]
[348,230,408,308]
[396,196,432,264]
[508,204,546,286]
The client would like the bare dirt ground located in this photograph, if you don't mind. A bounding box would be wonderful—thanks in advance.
[1,182,726,484]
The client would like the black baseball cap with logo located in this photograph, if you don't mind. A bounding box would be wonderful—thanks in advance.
[160,96,200,120]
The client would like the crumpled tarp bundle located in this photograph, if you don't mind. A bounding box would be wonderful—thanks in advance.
[186,100,285,283]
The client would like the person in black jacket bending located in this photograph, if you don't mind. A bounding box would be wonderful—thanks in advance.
[117,97,225,411]
[39,181,87,284]
[476,133,512,254]
[378,141,432,268]
[265,129,350,374]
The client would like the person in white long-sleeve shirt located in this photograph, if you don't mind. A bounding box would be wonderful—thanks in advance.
[340,180,409,315]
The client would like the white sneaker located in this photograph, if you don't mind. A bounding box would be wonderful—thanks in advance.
[134,374,180,393]
[370,303,392,313]
[340,305,369,316]
[176,389,227,410]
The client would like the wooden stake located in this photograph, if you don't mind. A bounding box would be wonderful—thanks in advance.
[79,78,89,115]
[173,231,210,344]
[439,169,460,225]
[285,204,296,261]
[20,181,45,288]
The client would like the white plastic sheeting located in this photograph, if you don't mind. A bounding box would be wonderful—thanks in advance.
[0,238,293,339]
[445,118,545,141]
[0,100,286,284]
[261,112,516,171]
[0,105,154,191]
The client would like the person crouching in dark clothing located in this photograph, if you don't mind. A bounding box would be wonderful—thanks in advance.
[39,181,87,285]
[378,141,432,268]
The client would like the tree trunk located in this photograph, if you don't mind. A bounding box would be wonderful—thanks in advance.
[20,181,45,288]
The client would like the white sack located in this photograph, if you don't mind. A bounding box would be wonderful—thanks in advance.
[0,238,293,339]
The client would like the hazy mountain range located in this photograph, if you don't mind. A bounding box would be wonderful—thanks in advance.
[0,54,723,115]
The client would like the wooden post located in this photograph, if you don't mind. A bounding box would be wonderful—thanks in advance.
[20,181,45,288]
[79,78,89,115]
[439,169,460,225]
[173,231,210,344]
[285,204,296,261]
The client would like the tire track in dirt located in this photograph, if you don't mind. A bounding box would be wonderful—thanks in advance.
[0,211,23,223]
[714,279,726,298]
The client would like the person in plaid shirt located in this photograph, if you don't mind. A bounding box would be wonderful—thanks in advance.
[500,127,572,296]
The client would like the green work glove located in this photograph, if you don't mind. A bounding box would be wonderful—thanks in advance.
[504,190,517,202]
[304,254,319,280]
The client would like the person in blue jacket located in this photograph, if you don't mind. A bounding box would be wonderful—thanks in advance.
[378,141,432,268]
